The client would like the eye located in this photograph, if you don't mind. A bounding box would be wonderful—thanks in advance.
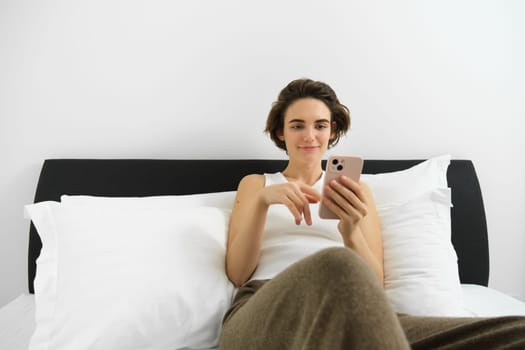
[316,124,329,130]
[290,124,304,130]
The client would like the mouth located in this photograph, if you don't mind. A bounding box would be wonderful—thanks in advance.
[299,146,320,151]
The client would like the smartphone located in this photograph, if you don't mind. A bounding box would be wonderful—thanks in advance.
[319,155,364,219]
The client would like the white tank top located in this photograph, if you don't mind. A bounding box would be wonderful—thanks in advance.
[249,172,345,281]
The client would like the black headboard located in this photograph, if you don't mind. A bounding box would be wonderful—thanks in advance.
[28,159,489,293]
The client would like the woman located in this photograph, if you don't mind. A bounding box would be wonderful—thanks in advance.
[219,78,525,349]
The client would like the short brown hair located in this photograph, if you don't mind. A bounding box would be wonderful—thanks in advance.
[265,78,350,151]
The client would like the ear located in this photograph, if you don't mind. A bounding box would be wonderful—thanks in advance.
[330,122,337,140]
[276,129,285,141]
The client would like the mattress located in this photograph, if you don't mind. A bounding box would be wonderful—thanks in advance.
[1,285,524,350]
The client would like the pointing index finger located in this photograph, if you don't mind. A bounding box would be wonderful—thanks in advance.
[298,183,321,202]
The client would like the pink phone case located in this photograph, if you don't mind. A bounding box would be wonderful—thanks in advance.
[319,155,364,219]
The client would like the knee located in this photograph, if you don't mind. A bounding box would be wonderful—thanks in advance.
[304,247,376,286]
[309,247,362,272]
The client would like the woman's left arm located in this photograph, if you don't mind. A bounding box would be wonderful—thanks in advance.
[321,177,384,286]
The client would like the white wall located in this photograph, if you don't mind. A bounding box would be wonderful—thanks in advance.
[1,0,524,307]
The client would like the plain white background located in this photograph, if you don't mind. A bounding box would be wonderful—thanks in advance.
[0,0,524,307]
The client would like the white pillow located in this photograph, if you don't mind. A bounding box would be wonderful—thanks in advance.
[361,154,450,207]
[25,196,235,350]
[379,188,468,316]
[360,155,467,316]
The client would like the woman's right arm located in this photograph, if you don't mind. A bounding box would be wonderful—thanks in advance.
[225,174,268,287]
[225,174,320,287]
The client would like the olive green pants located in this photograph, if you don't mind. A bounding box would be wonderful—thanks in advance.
[220,247,525,349]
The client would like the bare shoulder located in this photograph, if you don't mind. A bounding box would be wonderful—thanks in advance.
[238,174,265,191]
[234,174,266,203]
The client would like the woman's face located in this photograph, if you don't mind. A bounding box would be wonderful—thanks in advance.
[278,98,334,162]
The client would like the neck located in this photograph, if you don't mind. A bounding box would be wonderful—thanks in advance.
[282,159,323,185]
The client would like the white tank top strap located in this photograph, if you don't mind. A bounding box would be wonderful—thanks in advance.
[263,171,325,190]
[263,172,287,186]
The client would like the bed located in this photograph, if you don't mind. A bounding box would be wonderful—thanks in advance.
[2,156,525,349]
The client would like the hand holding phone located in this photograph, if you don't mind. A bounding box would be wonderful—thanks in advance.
[319,155,364,219]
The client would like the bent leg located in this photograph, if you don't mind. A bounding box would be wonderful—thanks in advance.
[220,247,410,350]
[399,314,525,349]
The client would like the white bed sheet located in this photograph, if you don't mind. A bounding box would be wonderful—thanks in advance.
[0,293,35,350]
[1,286,524,350]
[461,284,525,317]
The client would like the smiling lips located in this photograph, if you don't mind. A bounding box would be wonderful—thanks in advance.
[299,146,320,151]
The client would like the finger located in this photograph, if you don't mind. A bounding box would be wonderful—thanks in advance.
[321,196,346,219]
[293,191,313,225]
[288,188,310,211]
[298,184,322,202]
[305,193,320,204]
[337,178,369,217]
[338,176,367,204]
[326,182,368,218]
[323,194,365,225]
[329,179,366,214]
[303,201,313,225]
[290,188,314,224]
[284,183,318,225]
[286,184,314,222]
[282,197,303,225]
[324,184,352,215]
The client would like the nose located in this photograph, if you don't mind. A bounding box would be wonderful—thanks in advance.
[303,127,315,142]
